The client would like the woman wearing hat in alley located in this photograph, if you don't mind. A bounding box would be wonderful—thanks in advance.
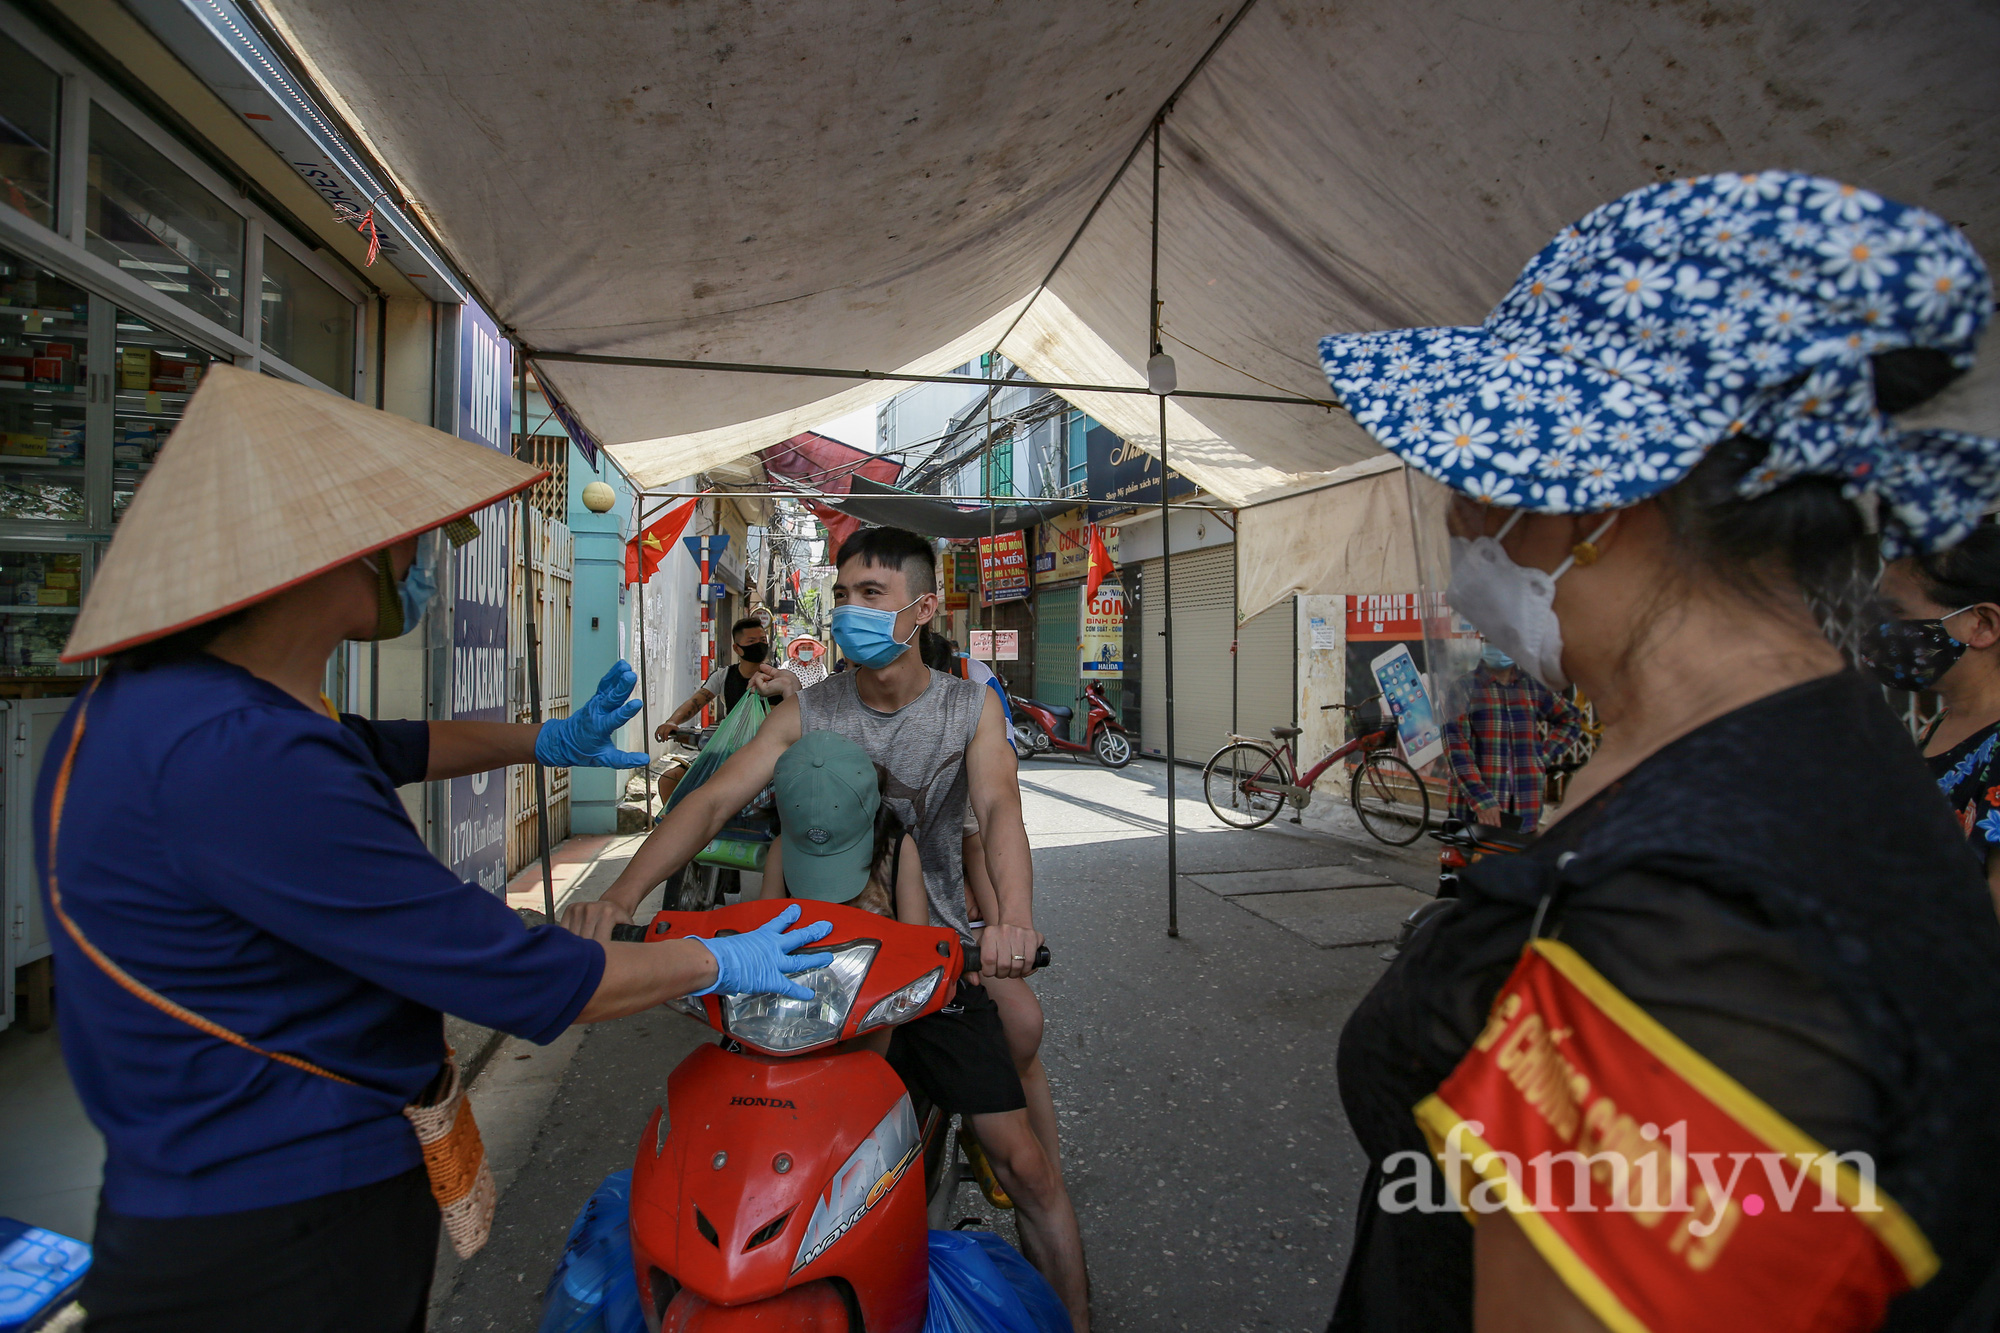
[38,367,832,1332]
[1320,173,2000,1331]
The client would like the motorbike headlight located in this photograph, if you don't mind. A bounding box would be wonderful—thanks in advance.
[855,967,942,1034]
[722,942,878,1053]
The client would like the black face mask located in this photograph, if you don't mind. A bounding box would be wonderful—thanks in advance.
[737,641,770,664]
[1860,607,1976,691]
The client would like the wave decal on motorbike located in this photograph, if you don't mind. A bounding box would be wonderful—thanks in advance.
[792,1095,922,1273]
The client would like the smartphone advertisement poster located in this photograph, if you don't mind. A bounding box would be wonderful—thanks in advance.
[1370,642,1445,770]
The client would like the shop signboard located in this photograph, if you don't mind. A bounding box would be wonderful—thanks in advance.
[1081,581,1124,676]
[1032,509,1089,586]
[448,301,513,895]
[943,545,972,610]
[969,629,994,658]
[978,531,1029,604]
[1084,423,1196,516]
[994,629,1020,661]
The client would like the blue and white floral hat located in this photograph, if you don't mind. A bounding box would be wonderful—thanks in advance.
[1317,171,1997,556]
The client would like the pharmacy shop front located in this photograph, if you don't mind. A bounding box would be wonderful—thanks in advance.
[0,8,370,1031]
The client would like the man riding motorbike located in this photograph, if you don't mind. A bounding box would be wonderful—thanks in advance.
[567,525,1091,1331]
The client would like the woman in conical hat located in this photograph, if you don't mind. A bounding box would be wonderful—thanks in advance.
[41,367,832,1330]
[1321,174,2000,1330]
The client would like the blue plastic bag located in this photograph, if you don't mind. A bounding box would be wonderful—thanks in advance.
[925,1229,1072,1333]
[539,1171,645,1333]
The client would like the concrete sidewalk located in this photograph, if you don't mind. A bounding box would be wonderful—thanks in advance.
[501,832,652,920]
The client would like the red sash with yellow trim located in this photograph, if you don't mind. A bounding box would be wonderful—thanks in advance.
[1415,939,1935,1333]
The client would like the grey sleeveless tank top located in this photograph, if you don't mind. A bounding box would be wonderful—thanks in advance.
[796,668,986,941]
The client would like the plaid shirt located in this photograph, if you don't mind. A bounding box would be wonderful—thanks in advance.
[1442,664,1585,831]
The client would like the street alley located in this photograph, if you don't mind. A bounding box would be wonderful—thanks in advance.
[435,757,1435,1333]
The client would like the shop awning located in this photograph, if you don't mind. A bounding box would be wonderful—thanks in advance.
[248,0,2000,495]
[818,478,1077,540]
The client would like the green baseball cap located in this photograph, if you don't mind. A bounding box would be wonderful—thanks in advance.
[775,730,880,903]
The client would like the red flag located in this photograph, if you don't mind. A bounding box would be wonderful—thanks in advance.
[806,498,861,552]
[627,499,697,585]
[1085,524,1115,604]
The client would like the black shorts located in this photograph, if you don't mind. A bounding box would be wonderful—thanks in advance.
[886,978,1027,1117]
[80,1166,437,1332]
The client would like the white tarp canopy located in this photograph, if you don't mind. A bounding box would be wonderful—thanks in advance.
[255,0,2000,494]
[1236,457,1414,622]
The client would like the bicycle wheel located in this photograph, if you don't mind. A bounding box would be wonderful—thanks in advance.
[1350,749,1431,846]
[1203,743,1287,830]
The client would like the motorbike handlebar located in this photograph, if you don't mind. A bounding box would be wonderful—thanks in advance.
[962,942,1051,975]
[608,922,1054,979]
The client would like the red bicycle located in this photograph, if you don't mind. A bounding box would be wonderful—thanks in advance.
[1201,695,1432,846]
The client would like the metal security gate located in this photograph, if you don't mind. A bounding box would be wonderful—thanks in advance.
[1032,586,1081,721]
[1234,593,1296,749]
[1139,545,1234,763]
[1139,547,1295,764]
[508,505,573,876]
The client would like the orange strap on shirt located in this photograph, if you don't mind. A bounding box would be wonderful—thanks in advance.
[46,677,356,1086]
[1415,938,1936,1333]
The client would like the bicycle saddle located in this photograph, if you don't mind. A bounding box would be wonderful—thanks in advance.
[1270,725,1302,740]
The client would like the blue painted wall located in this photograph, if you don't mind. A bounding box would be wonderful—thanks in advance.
[566,448,638,833]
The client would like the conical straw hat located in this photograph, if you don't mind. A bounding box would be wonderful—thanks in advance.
[64,364,546,661]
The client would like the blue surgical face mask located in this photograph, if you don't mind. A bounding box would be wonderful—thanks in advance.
[359,530,440,640]
[830,596,922,668]
[1479,643,1515,669]
[398,530,440,631]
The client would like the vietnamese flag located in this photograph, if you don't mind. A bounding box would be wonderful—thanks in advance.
[1085,524,1115,603]
[627,499,697,585]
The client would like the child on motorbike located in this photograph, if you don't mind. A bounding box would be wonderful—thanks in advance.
[754,731,927,1053]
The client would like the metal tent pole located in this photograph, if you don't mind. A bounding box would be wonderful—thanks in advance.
[634,497,655,823]
[1150,117,1178,940]
[517,350,556,922]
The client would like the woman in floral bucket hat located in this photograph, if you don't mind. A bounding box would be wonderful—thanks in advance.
[1324,173,2000,1333]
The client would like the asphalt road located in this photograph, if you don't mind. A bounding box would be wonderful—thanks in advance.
[434,757,1434,1332]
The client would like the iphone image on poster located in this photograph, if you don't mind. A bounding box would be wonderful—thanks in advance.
[1369,642,1444,770]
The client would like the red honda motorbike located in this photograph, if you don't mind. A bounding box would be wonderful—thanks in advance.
[1008,681,1131,768]
[610,900,1047,1331]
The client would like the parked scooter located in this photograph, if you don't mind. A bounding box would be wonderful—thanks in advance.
[1008,682,1132,768]
[1380,817,1535,962]
[609,900,1050,1331]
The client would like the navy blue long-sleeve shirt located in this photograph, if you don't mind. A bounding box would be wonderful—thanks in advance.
[34,656,604,1217]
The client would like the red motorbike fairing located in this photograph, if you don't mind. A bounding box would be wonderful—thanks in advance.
[632,1042,928,1333]
[661,1278,851,1330]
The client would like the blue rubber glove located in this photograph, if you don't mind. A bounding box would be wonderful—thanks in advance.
[535,660,649,768]
[690,903,835,1000]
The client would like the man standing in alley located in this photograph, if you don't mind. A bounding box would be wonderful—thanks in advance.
[1442,643,1586,832]
[652,615,783,803]
[568,526,1090,1330]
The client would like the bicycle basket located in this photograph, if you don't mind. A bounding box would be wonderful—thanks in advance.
[1345,703,1397,741]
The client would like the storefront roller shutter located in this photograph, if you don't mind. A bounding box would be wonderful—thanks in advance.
[1033,586,1081,722]
[1235,595,1297,749]
[1138,545,1236,763]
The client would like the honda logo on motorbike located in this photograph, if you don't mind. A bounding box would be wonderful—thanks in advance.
[730,1096,798,1109]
